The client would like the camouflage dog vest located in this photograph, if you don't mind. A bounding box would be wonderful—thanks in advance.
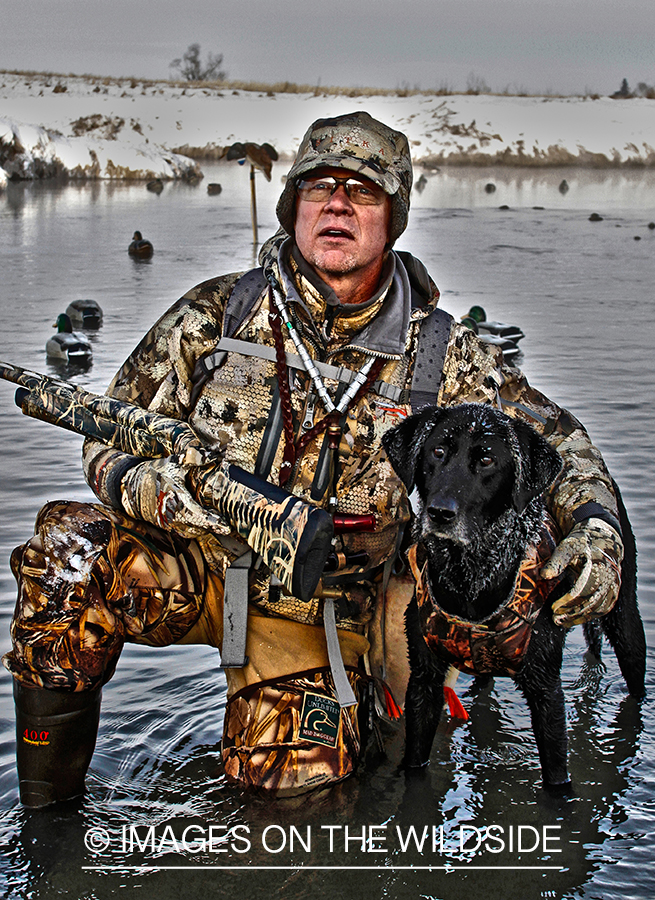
[408,517,561,676]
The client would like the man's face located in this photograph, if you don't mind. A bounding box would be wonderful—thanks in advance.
[293,167,391,288]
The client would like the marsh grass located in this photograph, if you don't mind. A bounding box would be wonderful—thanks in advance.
[0,67,573,99]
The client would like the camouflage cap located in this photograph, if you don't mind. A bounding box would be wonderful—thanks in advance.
[276,111,413,244]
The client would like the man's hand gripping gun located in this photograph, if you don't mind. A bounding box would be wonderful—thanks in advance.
[0,361,333,603]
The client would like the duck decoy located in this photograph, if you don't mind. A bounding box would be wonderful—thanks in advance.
[128,231,154,258]
[46,314,93,363]
[226,141,278,244]
[65,299,103,329]
[226,141,278,181]
[465,305,525,343]
[146,179,164,194]
[461,315,521,361]
[558,179,569,194]
[207,182,222,195]
[414,173,428,193]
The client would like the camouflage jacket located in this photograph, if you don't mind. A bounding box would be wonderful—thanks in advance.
[83,241,618,619]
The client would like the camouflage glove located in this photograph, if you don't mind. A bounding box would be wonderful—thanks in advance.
[120,455,230,539]
[540,518,623,628]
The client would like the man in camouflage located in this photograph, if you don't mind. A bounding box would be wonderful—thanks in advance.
[5,112,624,804]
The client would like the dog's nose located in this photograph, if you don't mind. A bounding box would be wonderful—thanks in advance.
[427,500,458,525]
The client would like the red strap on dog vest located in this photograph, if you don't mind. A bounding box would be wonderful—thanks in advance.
[444,686,469,721]
[382,683,403,719]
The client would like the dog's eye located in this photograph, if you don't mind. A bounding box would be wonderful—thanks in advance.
[478,455,495,468]
[432,447,445,460]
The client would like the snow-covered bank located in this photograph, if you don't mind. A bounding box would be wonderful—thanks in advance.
[0,117,202,182]
[2,70,655,184]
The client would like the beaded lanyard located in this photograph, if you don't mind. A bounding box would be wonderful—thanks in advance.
[270,284,377,413]
[267,284,383,490]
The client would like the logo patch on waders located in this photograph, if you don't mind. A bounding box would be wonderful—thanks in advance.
[299,692,341,747]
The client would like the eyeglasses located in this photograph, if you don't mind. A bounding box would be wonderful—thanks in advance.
[296,175,386,206]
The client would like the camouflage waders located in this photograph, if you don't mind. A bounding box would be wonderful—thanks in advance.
[5,499,372,796]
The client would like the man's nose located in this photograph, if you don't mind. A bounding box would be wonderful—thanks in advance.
[323,184,354,213]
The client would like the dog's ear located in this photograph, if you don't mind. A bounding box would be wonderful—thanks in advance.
[511,418,563,513]
[382,408,443,490]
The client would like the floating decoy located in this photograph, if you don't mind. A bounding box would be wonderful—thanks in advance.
[226,141,278,181]
[46,314,93,363]
[146,179,164,194]
[207,182,222,195]
[461,315,521,360]
[65,299,103,329]
[128,231,154,258]
[414,173,428,193]
[589,213,603,222]
[484,183,496,194]
[465,305,525,344]
[558,179,569,194]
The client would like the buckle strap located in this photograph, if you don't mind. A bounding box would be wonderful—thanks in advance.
[323,596,357,708]
[220,550,252,668]
[216,337,403,402]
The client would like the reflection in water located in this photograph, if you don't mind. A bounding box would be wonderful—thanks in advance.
[411,166,655,212]
[0,165,654,900]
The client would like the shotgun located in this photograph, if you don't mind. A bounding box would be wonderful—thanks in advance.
[0,360,333,603]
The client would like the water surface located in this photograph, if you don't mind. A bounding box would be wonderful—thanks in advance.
[0,164,654,900]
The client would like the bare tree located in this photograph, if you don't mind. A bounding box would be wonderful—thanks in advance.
[612,78,632,98]
[170,43,227,82]
[466,72,491,95]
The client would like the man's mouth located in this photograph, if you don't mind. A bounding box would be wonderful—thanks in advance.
[319,227,354,239]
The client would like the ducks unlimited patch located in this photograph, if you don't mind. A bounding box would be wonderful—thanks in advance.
[299,692,341,747]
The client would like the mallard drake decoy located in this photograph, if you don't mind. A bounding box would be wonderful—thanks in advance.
[128,231,154,258]
[461,314,521,361]
[465,305,525,343]
[46,314,93,363]
[226,141,278,181]
[65,299,103,329]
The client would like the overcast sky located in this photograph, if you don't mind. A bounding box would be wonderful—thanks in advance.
[2,0,654,96]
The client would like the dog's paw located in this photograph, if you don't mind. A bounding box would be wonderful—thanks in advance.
[400,757,431,773]
[542,779,574,798]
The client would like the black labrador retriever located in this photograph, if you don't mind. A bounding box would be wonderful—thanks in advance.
[382,403,645,789]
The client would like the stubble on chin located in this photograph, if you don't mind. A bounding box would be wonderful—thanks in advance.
[305,246,359,278]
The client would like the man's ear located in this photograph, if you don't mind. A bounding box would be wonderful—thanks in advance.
[382,407,445,491]
[511,418,563,513]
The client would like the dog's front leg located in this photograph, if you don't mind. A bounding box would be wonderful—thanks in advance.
[403,596,450,769]
[514,614,571,790]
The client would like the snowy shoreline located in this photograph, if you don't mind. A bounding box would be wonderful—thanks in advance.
[2,70,655,186]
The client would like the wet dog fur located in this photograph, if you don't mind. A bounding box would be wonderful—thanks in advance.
[382,403,646,790]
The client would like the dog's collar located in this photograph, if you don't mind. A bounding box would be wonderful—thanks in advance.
[408,515,561,676]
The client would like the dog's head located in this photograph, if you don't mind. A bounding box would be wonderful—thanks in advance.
[382,404,562,548]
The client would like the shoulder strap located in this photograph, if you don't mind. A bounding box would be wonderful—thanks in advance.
[221,267,267,339]
[189,267,268,409]
[410,307,453,412]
